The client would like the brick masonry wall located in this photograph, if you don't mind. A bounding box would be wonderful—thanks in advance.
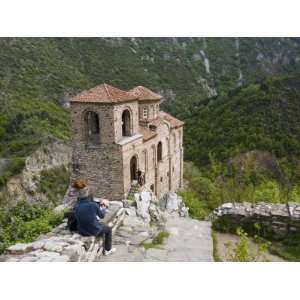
[138,101,160,120]
[121,122,183,199]
[70,102,124,200]
[70,101,183,201]
[113,101,139,141]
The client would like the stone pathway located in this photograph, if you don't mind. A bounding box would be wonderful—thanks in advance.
[0,204,125,262]
[99,215,213,262]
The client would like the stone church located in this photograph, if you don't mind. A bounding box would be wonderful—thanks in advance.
[70,83,184,201]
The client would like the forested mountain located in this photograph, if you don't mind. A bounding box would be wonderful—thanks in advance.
[0,38,300,156]
[185,76,300,166]
[1,37,300,158]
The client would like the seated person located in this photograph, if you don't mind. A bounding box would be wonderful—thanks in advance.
[73,180,116,256]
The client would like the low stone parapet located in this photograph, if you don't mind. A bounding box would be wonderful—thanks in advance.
[212,202,300,240]
[0,203,125,262]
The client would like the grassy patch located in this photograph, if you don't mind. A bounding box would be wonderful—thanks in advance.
[141,231,170,250]
[212,230,222,262]
[213,217,300,261]
[268,237,300,262]
[179,189,210,220]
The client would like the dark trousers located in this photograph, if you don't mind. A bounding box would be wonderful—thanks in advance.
[98,225,112,251]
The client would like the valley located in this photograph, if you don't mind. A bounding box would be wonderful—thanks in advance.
[1,37,300,261]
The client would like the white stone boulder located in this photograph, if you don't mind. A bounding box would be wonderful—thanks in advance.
[43,240,69,252]
[149,203,166,223]
[8,243,34,255]
[160,192,182,212]
[135,191,151,221]
[125,207,137,217]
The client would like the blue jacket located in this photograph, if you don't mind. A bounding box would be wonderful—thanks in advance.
[74,197,106,236]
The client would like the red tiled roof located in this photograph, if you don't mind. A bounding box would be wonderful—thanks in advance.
[70,83,137,104]
[128,86,162,101]
[158,111,184,129]
[139,126,157,141]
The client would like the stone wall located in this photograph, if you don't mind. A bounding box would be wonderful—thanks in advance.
[121,122,183,199]
[113,101,139,141]
[212,202,300,240]
[70,99,183,201]
[71,102,124,200]
[0,191,188,262]
[138,101,160,121]
[0,202,125,262]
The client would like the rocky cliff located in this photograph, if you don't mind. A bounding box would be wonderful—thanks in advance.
[0,141,71,207]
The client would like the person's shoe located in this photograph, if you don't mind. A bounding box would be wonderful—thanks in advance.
[103,248,116,256]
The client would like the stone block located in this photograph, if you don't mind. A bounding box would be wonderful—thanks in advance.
[20,256,38,262]
[8,243,34,255]
[44,241,69,253]
[31,240,45,251]
[125,207,137,216]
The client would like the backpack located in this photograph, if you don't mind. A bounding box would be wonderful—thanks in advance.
[64,210,77,232]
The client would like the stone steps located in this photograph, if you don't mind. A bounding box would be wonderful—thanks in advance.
[127,184,140,201]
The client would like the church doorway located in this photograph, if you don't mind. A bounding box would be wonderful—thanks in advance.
[130,155,138,182]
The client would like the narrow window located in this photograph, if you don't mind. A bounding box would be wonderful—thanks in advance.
[144,150,148,171]
[122,109,131,137]
[152,145,156,167]
[85,111,100,144]
[178,129,182,146]
[173,132,176,151]
[157,141,163,162]
[151,105,155,118]
[143,107,148,119]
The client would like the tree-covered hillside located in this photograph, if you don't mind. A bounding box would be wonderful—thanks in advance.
[185,76,300,166]
[1,37,300,157]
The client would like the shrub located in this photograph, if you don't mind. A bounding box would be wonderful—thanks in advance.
[179,189,209,220]
[38,166,69,206]
[0,157,26,188]
[141,231,170,250]
[0,201,65,254]
[253,181,281,203]
[223,228,271,262]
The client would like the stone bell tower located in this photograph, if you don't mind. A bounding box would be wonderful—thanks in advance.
[70,83,139,200]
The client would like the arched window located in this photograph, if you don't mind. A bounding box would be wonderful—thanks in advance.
[85,111,100,144]
[157,141,163,162]
[122,109,131,137]
[130,155,138,181]
[143,107,148,119]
